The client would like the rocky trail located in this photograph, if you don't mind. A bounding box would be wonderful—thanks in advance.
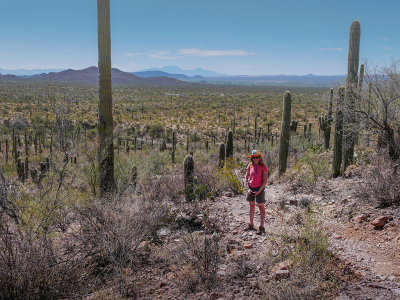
[130,177,400,300]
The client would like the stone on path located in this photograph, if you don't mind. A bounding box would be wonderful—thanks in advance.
[371,216,388,229]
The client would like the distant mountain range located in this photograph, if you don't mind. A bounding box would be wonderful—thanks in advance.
[135,66,228,77]
[132,70,204,80]
[0,68,64,76]
[0,67,189,85]
[0,66,347,86]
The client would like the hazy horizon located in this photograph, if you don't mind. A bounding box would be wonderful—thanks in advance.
[0,0,398,76]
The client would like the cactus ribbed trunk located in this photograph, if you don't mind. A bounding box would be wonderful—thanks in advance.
[278,91,291,177]
[343,20,361,173]
[226,130,233,159]
[333,87,345,177]
[325,88,333,149]
[319,88,334,149]
[183,155,194,201]
[218,142,225,168]
[97,0,115,196]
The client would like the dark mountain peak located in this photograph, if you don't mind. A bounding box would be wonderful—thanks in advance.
[30,67,188,85]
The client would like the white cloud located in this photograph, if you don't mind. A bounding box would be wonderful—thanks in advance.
[124,52,145,57]
[319,48,344,51]
[381,37,391,40]
[149,51,179,59]
[381,47,393,50]
[179,48,255,57]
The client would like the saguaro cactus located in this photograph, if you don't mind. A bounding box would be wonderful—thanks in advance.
[218,142,225,168]
[97,0,115,196]
[343,20,361,173]
[333,87,345,177]
[170,131,177,163]
[183,155,194,201]
[278,91,292,176]
[226,130,233,159]
[318,88,334,149]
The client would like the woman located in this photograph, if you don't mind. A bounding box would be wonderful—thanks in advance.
[245,150,268,234]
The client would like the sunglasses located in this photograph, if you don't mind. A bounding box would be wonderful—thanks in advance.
[252,156,260,159]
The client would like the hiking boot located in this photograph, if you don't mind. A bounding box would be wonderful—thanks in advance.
[245,224,256,231]
[257,226,265,235]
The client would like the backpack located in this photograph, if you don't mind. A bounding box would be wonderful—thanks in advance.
[249,163,265,177]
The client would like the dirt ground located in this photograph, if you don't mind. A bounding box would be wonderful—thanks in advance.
[113,176,400,300]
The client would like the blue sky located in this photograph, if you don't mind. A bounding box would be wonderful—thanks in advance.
[0,0,398,75]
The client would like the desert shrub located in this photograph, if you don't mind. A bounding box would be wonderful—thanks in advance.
[79,142,99,197]
[165,231,223,293]
[194,159,219,199]
[72,196,168,289]
[285,149,330,194]
[261,212,341,300]
[0,215,86,300]
[360,161,400,207]
[146,122,164,138]
[214,158,244,194]
[262,144,279,175]
[10,115,27,131]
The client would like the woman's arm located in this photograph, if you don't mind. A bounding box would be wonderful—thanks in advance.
[255,170,268,196]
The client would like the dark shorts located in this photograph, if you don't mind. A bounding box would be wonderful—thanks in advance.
[246,186,265,203]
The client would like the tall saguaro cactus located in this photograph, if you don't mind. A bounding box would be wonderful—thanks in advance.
[183,155,194,201]
[226,130,233,159]
[278,91,292,176]
[97,0,115,196]
[343,20,361,173]
[333,87,345,177]
[318,88,334,149]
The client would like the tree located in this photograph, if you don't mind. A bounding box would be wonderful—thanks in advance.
[356,60,400,160]
[97,0,115,196]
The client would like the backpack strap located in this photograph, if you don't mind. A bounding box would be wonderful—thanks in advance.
[249,163,264,177]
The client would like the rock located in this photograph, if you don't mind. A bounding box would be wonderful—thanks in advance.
[334,296,352,300]
[250,280,258,288]
[289,199,298,206]
[157,227,171,236]
[159,281,167,288]
[273,269,290,279]
[244,242,253,249]
[340,198,348,205]
[371,216,388,229]
[210,292,224,299]
[196,292,205,297]
[388,276,400,283]
[224,192,234,197]
[354,214,368,223]
[332,233,342,239]
[271,260,292,273]
[217,270,227,277]
[166,272,175,280]
[391,288,400,297]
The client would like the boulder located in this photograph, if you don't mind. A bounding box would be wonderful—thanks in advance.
[371,216,388,229]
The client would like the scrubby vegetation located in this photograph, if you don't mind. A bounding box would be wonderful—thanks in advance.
[0,58,399,299]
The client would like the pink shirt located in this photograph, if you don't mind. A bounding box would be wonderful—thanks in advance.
[247,164,267,188]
